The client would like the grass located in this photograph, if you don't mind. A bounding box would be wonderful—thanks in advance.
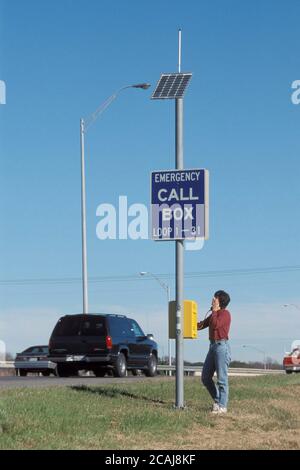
[0,374,299,450]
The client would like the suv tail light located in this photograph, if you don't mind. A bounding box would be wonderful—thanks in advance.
[106,336,112,349]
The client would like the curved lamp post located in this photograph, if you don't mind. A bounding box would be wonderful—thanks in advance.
[80,83,151,314]
[139,271,172,375]
[283,303,300,311]
[242,344,267,370]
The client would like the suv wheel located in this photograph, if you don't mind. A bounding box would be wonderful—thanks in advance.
[113,352,127,378]
[145,354,157,377]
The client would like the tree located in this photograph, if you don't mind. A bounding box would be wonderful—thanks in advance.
[5,352,15,361]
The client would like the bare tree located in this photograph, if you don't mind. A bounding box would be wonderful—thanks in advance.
[5,352,15,361]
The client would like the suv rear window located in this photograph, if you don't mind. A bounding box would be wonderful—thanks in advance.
[81,317,106,336]
[52,316,82,336]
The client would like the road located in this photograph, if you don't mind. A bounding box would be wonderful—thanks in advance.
[0,369,284,389]
[0,375,169,389]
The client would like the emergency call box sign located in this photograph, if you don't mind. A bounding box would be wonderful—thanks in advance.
[151,169,209,241]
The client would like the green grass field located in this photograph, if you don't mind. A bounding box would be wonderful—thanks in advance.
[0,375,299,450]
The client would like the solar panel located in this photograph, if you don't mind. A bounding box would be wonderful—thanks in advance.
[151,73,192,100]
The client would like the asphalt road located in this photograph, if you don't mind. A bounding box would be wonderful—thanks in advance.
[0,375,170,389]
[0,369,284,389]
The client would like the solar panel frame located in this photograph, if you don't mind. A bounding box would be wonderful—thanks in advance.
[151,73,192,100]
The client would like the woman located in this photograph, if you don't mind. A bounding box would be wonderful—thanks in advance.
[198,290,232,414]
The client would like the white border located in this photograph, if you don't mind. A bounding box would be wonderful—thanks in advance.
[150,168,209,241]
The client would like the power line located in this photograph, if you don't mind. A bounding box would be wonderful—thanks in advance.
[0,264,299,287]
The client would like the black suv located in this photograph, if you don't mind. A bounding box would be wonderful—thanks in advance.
[48,314,158,378]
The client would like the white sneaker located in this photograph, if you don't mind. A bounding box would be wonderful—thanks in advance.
[211,403,220,413]
[212,406,227,415]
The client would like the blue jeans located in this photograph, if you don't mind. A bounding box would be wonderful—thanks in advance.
[201,340,231,408]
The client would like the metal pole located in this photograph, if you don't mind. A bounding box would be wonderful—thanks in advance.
[80,118,89,314]
[167,285,172,376]
[175,28,184,408]
[178,29,182,73]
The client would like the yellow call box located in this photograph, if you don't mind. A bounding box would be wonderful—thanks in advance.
[169,300,198,339]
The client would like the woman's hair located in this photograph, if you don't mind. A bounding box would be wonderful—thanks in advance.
[214,290,231,309]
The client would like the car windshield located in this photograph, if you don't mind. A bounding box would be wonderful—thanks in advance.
[22,346,48,354]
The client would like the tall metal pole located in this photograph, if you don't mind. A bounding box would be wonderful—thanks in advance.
[80,118,89,314]
[175,29,185,408]
[167,285,172,376]
[178,28,182,73]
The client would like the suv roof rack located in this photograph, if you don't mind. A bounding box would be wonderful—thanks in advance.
[61,313,128,318]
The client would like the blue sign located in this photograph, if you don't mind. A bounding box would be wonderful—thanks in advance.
[151,169,209,240]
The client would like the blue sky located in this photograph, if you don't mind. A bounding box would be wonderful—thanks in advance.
[0,0,299,362]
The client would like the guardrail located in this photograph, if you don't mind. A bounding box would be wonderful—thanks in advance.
[0,362,284,376]
[157,365,284,376]
[0,361,16,377]
[0,361,14,368]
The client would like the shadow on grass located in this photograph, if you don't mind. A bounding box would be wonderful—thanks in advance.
[70,385,169,405]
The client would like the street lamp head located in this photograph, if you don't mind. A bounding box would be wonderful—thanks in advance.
[132,83,151,90]
[283,303,300,310]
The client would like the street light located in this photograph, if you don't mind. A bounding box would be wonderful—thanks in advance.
[283,304,300,311]
[139,271,172,375]
[80,83,151,314]
[242,344,267,370]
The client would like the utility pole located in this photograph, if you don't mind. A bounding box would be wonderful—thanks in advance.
[175,29,184,409]
[151,29,196,408]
